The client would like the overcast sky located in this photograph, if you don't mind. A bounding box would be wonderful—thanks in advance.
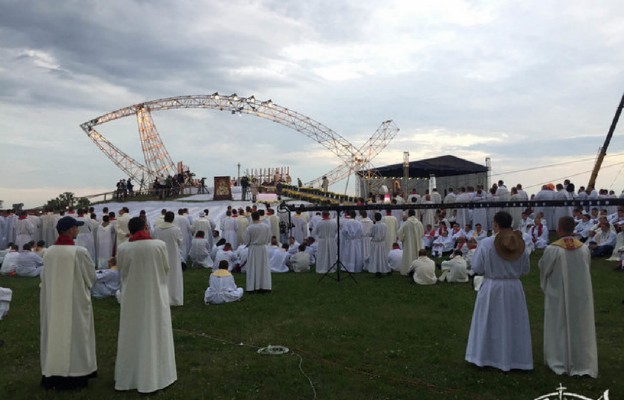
[2,0,624,208]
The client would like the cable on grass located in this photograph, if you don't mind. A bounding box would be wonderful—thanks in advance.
[175,329,317,400]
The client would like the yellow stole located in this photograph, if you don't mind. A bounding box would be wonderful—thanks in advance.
[551,236,584,250]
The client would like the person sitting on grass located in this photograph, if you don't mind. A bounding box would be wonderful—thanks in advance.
[204,260,244,305]
[587,221,617,258]
[91,257,120,299]
[431,228,454,257]
[0,244,19,276]
[269,243,290,273]
[438,250,469,283]
[408,249,437,285]
[387,243,402,272]
[214,243,237,272]
[188,230,213,269]
[290,243,311,272]
[16,241,44,277]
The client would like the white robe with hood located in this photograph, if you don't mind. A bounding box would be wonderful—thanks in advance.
[115,239,177,393]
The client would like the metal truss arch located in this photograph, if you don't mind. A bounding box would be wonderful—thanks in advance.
[80,94,398,187]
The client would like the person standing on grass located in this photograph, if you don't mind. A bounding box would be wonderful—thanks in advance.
[538,216,598,378]
[397,209,424,276]
[312,211,337,274]
[40,216,97,390]
[152,211,184,306]
[114,206,131,250]
[115,217,177,393]
[243,211,272,293]
[367,213,389,274]
[465,211,533,371]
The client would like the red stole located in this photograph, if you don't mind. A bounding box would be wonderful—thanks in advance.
[129,231,152,242]
[54,235,75,246]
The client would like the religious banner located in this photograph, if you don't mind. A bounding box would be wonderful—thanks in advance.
[213,176,232,200]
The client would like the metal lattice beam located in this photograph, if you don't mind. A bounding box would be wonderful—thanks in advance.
[306,120,400,190]
[84,127,149,180]
[136,107,176,178]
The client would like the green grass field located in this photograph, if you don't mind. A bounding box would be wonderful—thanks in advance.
[0,250,622,400]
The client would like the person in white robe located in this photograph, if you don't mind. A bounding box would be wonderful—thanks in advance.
[534,185,556,229]
[588,221,618,258]
[368,213,389,274]
[0,286,12,320]
[304,237,317,265]
[152,211,184,306]
[383,210,398,252]
[291,212,308,245]
[341,211,364,273]
[243,212,272,292]
[75,211,96,261]
[16,242,44,277]
[221,211,239,250]
[438,250,469,283]
[189,230,214,268]
[454,188,471,227]
[290,244,311,272]
[5,210,17,246]
[397,209,424,275]
[387,243,403,272]
[0,244,19,275]
[408,249,437,285]
[287,236,300,255]
[358,210,373,270]
[34,240,47,258]
[215,244,238,272]
[266,209,281,241]
[14,211,35,251]
[204,260,244,304]
[91,258,121,299]
[41,209,58,249]
[236,211,250,250]
[192,211,215,251]
[174,210,193,259]
[114,207,131,250]
[431,230,454,257]
[421,224,436,249]
[509,187,524,229]
[95,215,115,269]
[463,238,478,270]
[308,212,323,240]
[574,213,593,242]
[471,189,487,232]
[421,195,436,229]
[40,216,97,390]
[471,223,488,243]
[530,216,550,249]
[312,212,337,274]
[235,244,249,273]
[269,243,290,273]
[538,216,598,378]
[552,184,572,225]
[517,211,534,234]
[115,217,177,393]
[465,211,533,371]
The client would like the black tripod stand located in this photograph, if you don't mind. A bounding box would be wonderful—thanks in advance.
[319,209,357,283]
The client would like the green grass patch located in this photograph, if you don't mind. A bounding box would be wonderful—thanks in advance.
[0,251,622,399]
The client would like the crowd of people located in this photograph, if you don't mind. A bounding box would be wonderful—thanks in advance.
[0,177,615,391]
